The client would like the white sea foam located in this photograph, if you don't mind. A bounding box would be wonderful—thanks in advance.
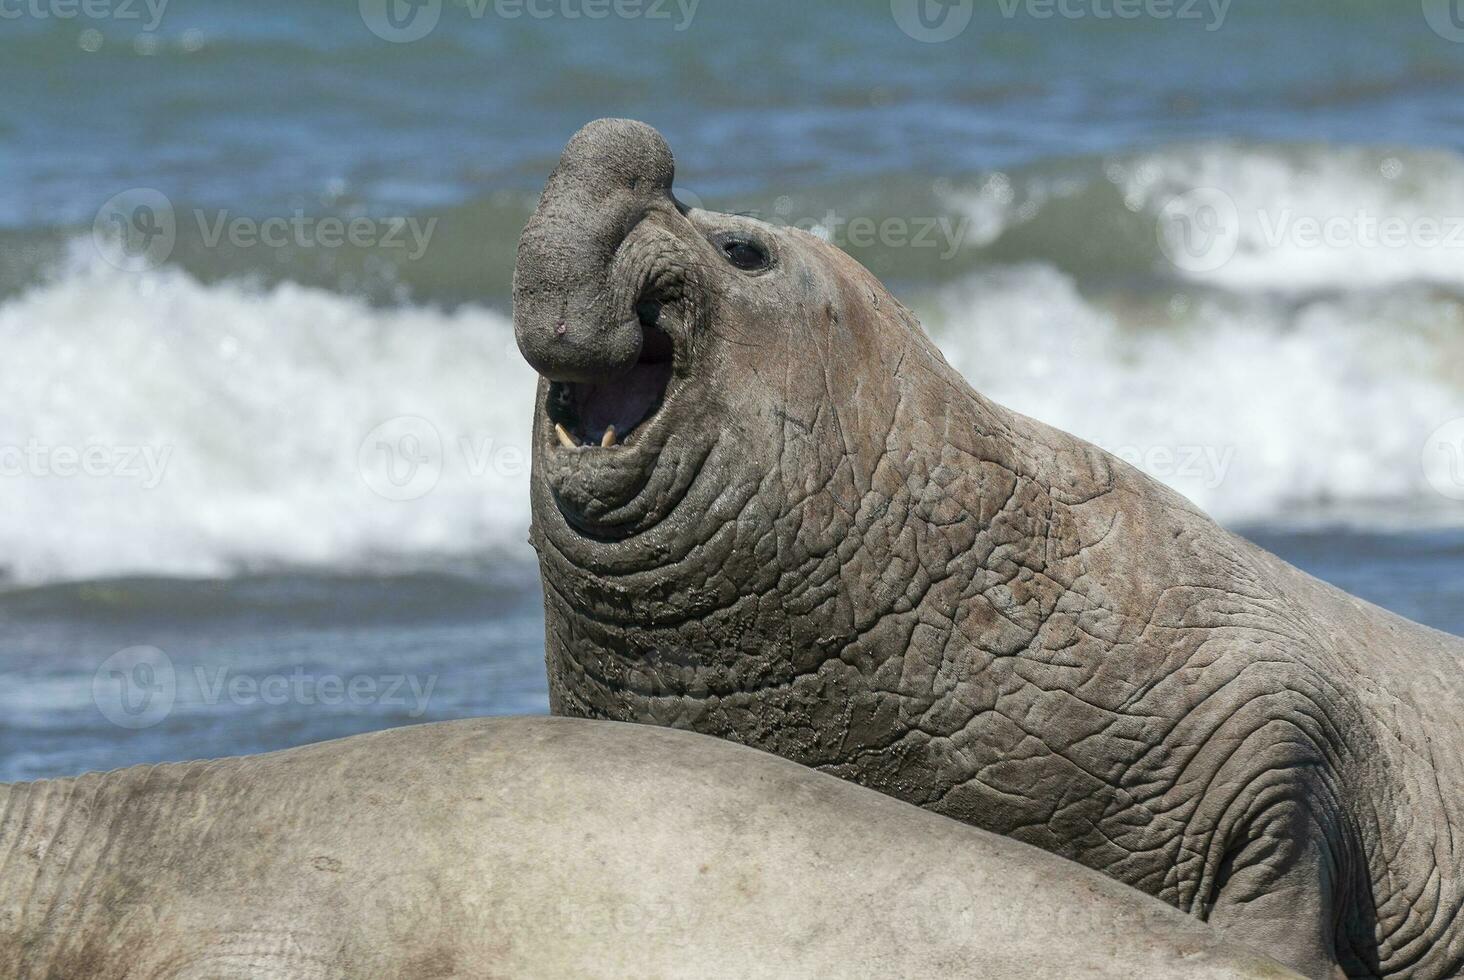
[931,142,1464,523]
[950,142,1464,294]
[0,245,538,585]
[2,221,1461,585]
[927,264,1463,524]
[1122,143,1464,293]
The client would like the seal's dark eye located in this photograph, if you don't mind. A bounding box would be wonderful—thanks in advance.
[718,237,769,272]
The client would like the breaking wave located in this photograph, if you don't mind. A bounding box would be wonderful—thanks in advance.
[0,245,537,586]
[5,137,1464,585]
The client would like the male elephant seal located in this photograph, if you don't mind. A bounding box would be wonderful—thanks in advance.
[0,719,1293,979]
[516,118,1464,980]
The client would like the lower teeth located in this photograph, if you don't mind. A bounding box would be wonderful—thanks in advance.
[554,421,621,449]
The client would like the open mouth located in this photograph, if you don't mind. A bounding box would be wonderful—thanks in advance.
[545,302,675,450]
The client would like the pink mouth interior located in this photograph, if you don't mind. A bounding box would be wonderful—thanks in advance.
[545,310,675,447]
[571,359,673,444]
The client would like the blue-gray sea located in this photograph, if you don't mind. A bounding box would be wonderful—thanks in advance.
[3,0,1463,781]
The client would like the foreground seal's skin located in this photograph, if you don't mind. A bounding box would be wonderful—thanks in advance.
[0,719,1295,980]
[516,119,1464,980]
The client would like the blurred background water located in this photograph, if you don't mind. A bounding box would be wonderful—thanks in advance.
[3,0,1463,780]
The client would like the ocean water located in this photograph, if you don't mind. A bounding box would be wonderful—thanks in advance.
[2,0,1463,780]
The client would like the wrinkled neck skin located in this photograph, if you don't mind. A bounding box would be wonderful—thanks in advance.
[533,247,1464,978]
[541,255,985,666]
[536,257,1145,758]
[534,248,1174,774]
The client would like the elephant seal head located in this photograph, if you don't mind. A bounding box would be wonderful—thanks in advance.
[515,118,1119,767]
[514,118,927,543]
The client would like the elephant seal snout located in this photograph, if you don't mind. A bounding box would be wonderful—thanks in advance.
[514,118,778,538]
[513,118,678,386]
[517,119,1464,980]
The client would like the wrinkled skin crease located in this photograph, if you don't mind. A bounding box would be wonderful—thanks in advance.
[521,122,1464,980]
